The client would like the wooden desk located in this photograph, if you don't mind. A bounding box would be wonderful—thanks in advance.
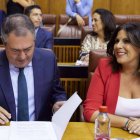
[62,122,138,140]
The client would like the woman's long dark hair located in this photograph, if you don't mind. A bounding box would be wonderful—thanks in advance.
[107,22,140,72]
[92,8,116,41]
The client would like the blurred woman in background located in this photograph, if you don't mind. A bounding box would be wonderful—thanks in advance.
[79,8,116,65]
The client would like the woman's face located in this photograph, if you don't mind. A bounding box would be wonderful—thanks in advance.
[92,13,104,34]
[114,29,140,65]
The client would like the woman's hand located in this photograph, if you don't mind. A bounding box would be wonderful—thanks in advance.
[0,106,11,125]
[128,118,140,135]
[80,54,89,65]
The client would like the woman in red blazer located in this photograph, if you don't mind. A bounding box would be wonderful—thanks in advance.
[83,22,140,135]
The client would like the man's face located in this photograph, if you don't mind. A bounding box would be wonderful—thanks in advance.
[5,31,35,68]
[29,8,42,28]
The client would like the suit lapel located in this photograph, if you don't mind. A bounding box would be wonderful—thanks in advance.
[0,51,16,120]
[35,28,42,48]
[32,49,42,120]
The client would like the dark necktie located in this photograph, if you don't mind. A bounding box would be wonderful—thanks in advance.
[17,68,29,121]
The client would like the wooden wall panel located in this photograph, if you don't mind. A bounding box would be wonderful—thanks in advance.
[133,0,140,14]
[49,0,66,15]
[0,0,6,11]
[1,0,140,15]
[111,0,140,14]
[36,0,50,14]
[49,0,66,32]
[93,0,110,11]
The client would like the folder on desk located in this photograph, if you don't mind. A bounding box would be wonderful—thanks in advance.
[0,92,82,140]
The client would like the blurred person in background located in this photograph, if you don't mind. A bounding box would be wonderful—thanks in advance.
[25,5,53,49]
[79,9,116,65]
[66,0,93,27]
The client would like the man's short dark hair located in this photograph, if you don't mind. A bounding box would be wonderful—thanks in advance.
[24,5,42,16]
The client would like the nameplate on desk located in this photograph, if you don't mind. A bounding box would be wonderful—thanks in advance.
[0,92,82,140]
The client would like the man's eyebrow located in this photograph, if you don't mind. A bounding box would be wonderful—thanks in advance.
[24,46,33,50]
[10,45,33,51]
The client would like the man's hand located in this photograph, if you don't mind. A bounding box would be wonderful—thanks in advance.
[12,0,34,7]
[76,14,85,26]
[74,0,80,3]
[27,0,35,5]
[53,101,66,113]
[0,106,11,125]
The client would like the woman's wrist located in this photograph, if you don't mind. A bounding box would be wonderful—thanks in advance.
[123,119,132,131]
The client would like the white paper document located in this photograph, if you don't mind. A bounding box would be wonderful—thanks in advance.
[52,91,82,140]
[9,121,57,140]
[0,92,82,140]
[0,126,10,140]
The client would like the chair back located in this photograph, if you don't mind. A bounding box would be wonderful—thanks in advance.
[115,15,140,25]
[57,14,88,38]
[88,49,107,83]
[42,14,56,36]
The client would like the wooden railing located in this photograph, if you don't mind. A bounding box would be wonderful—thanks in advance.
[53,45,80,63]
[60,78,88,121]
[58,62,88,121]
[60,78,88,100]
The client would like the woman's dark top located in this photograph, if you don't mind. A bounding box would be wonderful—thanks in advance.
[7,0,24,15]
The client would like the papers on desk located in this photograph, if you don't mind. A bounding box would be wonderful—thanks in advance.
[0,92,82,140]
[9,121,57,140]
[0,126,10,140]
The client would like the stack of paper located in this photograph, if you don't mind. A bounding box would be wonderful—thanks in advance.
[0,92,82,140]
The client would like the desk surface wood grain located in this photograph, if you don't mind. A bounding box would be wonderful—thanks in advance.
[62,122,138,140]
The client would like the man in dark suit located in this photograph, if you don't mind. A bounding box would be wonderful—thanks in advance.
[24,5,53,49]
[0,14,66,124]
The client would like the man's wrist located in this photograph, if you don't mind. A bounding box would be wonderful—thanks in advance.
[75,0,80,3]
